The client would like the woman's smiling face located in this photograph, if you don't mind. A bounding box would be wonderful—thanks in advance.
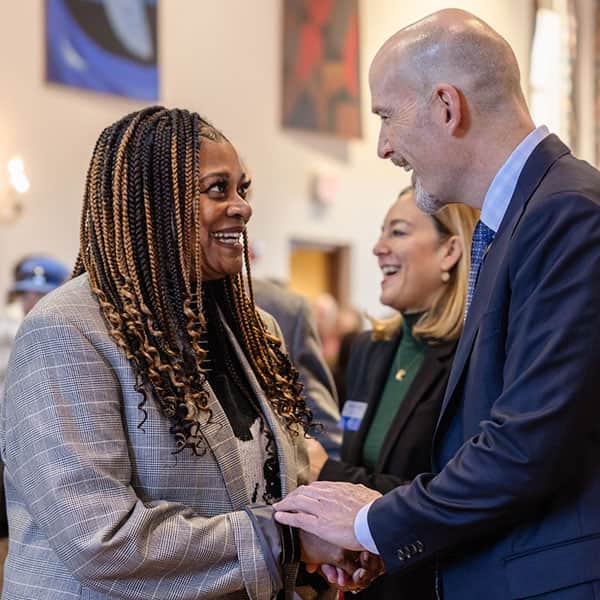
[373,191,453,313]
[196,140,252,280]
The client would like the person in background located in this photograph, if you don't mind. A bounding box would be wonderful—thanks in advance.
[0,255,70,390]
[252,278,342,458]
[0,255,69,593]
[0,107,373,599]
[310,295,363,405]
[310,293,340,369]
[331,306,363,407]
[306,187,477,598]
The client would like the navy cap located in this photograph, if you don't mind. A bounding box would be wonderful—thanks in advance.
[10,256,70,295]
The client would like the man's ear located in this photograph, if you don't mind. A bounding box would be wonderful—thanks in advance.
[434,84,464,135]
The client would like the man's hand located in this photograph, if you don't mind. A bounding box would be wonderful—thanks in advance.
[274,481,382,551]
[306,437,328,483]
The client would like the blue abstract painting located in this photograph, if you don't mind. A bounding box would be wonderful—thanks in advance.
[45,0,159,101]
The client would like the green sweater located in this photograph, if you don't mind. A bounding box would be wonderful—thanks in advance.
[362,313,426,470]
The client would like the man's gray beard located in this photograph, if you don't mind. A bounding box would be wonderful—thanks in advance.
[414,178,445,214]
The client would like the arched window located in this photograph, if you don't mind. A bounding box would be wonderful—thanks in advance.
[529,0,578,148]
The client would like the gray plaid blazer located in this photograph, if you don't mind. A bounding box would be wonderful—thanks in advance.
[0,275,308,599]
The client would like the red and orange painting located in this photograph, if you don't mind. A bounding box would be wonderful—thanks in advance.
[282,0,361,138]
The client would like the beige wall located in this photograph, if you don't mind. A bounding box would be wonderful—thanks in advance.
[0,1,539,317]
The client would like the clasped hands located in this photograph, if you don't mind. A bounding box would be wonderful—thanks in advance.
[274,481,385,592]
[299,529,381,592]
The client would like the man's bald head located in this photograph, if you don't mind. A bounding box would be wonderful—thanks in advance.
[370,10,535,210]
[371,9,526,115]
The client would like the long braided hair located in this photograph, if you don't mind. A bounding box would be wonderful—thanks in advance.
[74,106,312,454]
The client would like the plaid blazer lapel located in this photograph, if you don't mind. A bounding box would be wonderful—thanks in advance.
[220,309,301,497]
[197,382,250,510]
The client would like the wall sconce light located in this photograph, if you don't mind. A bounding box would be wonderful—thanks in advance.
[0,156,30,223]
[310,172,338,207]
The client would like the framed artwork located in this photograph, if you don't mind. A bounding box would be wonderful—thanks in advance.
[45,0,159,101]
[282,0,361,138]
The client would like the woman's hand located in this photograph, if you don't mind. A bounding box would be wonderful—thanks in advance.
[320,551,385,593]
[306,437,328,483]
[300,532,384,593]
[299,529,358,575]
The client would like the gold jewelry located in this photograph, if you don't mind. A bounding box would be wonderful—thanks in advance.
[441,270,450,283]
[394,353,422,381]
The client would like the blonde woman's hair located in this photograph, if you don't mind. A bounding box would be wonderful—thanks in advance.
[371,187,479,342]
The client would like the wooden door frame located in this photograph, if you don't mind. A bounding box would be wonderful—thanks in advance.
[289,239,351,306]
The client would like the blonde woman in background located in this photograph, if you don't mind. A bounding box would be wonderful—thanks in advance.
[307,186,478,599]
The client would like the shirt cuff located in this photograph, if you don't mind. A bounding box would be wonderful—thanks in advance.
[354,501,380,555]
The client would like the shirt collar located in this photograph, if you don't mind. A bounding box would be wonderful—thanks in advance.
[480,125,550,232]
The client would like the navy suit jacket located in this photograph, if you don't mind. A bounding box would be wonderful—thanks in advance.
[368,135,600,599]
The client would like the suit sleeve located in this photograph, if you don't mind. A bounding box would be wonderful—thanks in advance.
[368,193,600,572]
[290,298,342,458]
[2,310,283,600]
[257,308,310,490]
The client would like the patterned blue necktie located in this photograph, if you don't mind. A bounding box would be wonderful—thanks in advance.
[465,220,495,317]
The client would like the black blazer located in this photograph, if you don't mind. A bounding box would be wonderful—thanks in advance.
[319,328,456,599]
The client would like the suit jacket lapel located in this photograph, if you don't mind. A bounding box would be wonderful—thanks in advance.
[437,134,571,425]
[377,340,455,470]
[439,233,506,417]
[345,332,400,465]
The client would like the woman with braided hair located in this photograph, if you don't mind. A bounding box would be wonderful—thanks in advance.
[0,107,367,599]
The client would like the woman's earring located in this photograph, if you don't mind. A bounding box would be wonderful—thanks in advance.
[441,270,450,283]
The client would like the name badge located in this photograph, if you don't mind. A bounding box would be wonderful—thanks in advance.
[339,400,368,432]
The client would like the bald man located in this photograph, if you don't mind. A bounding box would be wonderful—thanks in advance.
[275,9,600,599]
